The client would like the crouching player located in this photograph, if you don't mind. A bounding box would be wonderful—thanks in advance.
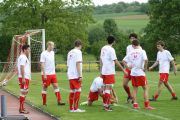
[80,76,118,106]
[123,40,155,110]
[149,41,178,101]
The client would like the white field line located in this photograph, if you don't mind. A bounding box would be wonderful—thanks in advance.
[59,87,171,120]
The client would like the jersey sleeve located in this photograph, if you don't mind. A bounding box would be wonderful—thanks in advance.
[156,52,159,61]
[76,51,82,62]
[19,56,26,66]
[123,55,129,62]
[111,48,117,61]
[40,52,45,63]
[166,51,174,61]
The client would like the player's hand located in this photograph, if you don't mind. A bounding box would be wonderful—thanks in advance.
[123,69,128,76]
[78,77,82,82]
[148,67,153,71]
[22,78,26,84]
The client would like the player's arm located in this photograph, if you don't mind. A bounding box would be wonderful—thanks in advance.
[100,58,103,72]
[20,65,25,84]
[144,60,148,72]
[171,60,177,76]
[76,61,82,81]
[98,88,103,97]
[114,60,127,75]
[149,61,159,71]
[40,62,47,80]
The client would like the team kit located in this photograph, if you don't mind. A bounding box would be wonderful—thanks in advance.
[17,33,178,113]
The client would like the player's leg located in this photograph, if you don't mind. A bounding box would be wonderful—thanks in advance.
[103,84,112,111]
[150,81,163,101]
[41,75,49,106]
[132,86,139,109]
[123,69,132,102]
[164,82,178,100]
[19,78,29,114]
[142,85,155,110]
[51,75,65,105]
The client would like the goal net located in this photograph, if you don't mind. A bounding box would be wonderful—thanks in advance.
[0,29,45,86]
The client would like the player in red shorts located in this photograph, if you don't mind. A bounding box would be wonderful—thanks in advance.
[149,41,178,101]
[123,40,154,110]
[67,40,85,112]
[100,36,127,111]
[40,41,65,106]
[123,33,142,103]
[17,45,31,114]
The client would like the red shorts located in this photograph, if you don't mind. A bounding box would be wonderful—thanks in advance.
[19,78,29,90]
[131,76,147,87]
[88,91,99,102]
[160,73,169,83]
[102,75,115,84]
[69,79,81,89]
[123,68,131,80]
[42,74,58,87]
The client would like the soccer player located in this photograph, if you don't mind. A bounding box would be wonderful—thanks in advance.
[67,40,85,112]
[80,76,118,106]
[123,33,141,103]
[17,45,31,114]
[40,41,65,106]
[149,41,178,101]
[123,40,154,110]
[100,36,127,111]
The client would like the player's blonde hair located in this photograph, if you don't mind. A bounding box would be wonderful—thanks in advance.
[46,41,54,47]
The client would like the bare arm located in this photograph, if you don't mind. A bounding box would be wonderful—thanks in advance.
[149,61,159,70]
[122,60,129,69]
[114,60,127,74]
[144,60,148,72]
[100,58,103,73]
[41,62,46,79]
[171,60,177,75]
[20,65,25,84]
[98,88,103,97]
[76,61,82,81]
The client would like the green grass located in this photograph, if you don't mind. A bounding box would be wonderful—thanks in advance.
[91,12,149,32]
[4,71,180,120]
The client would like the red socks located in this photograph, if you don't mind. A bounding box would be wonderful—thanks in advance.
[74,92,81,110]
[69,90,81,110]
[144,101,150,108]
[123,86,132,97]
[69,92,75,110]
[19,95,25,111]
[103,90,111,107]
[42,91,47,105]
[54,89,61,102]
[154,94,159,100]
[171,92,176,97]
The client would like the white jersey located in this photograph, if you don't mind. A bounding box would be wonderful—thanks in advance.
[67,49,82,79]
[126,45,142,67]
[100,45,117,75]
[40,50,56,75]
[123,49,148,76]
[17,54,31,79]
[90,77,103,92]
[157,50,174,73]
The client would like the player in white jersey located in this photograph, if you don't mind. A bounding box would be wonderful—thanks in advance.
[17,45,31,114]
[123,33,139,103]
[100,36,127,111]
[40,41,65,106]
[80,76,118,106]
[67,40,85,112]
[123,40,154,110]
[149,41,178,101]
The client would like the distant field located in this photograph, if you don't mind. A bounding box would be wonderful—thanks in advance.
[3,71,180,120]
[91,12,149,32]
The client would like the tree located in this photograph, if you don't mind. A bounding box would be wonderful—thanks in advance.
[0,0,93,59]
[103,19,118,36]
[143,0,180,60]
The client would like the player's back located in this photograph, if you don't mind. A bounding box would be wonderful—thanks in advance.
[90,77,103,92]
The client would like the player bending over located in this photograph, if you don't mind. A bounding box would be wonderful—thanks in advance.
[67,40,85,112]
[80,76,118,106]
[40,41,65,106]
[100,36,127,112]
[17,45,31,114]
[149,41,178,101]
[123,40,154,110]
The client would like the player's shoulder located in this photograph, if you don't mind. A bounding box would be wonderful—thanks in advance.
[19,54,26,59]
[126,45,132,49]
[164,50,171,54]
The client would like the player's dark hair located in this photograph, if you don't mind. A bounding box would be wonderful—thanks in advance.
[129,33,138,39]
[157,41,165,47]
[74,39,82,47]
[107,35,115,44]
[22,44,30,52]
[132,40,139,46]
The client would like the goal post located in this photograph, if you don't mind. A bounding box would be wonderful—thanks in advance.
[0,29,45,86]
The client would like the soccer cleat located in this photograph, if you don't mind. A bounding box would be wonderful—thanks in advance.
[80,101,88,106]
[171,96,178,100]
[19,109,30,114]
[104,106,113,112]
[69,109,74,112]
[73,109,86,112]
[111,103,119,106]
[149,96,156,101]
[127,96,133,103]
[43,103,47,106]
[58,101,65,106]
[145,106,155,110]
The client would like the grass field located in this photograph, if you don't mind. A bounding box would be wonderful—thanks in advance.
[3,71,180,120]
[91,12,149,32]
